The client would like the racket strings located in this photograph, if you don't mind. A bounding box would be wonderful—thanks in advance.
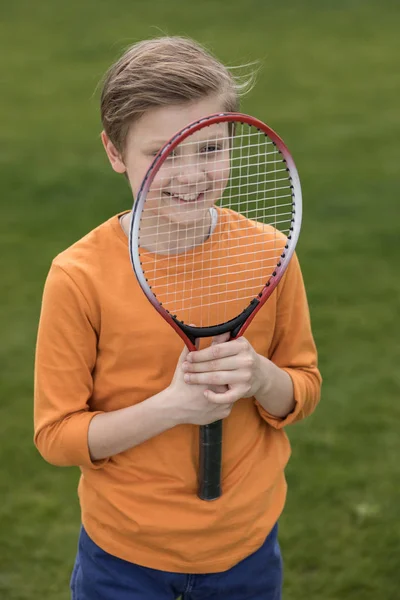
[138,122,294,327]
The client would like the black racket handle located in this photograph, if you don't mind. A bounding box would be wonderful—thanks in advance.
[198,420,223,500]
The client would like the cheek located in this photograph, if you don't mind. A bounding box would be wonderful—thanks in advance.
[126,159,153,199]
[152,167,171,191]
[207,161,230,190]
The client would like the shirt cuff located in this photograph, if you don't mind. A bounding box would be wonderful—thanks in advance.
[255,367,305,429]
[46,411,110,469]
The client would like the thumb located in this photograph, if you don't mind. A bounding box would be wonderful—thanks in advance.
[177,344,191,364]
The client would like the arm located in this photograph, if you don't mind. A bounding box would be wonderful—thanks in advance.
[252,355,295,418]
[34,264,235,466]
[254,252,322,427]
[34,263,108,467]
[87,391,178,461]
[181,253,321,426]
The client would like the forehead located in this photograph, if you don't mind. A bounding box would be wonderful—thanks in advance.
[126,95,228,148]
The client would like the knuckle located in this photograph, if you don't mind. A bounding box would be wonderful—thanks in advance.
[246,355,255,368]
[244,370,252,382]
[211,345,221,359]
[222,405,232,417]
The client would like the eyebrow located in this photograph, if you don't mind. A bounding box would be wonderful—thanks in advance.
[146,140,169,147]
[146,132,228,149]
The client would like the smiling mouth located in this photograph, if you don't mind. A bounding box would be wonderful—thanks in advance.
[164,191,205,203]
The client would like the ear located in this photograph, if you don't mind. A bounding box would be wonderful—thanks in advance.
[101,131,126,174]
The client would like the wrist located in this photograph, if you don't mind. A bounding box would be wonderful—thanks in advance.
[253,354,273,399]
[160,386,186,427]
[254,359,295,418]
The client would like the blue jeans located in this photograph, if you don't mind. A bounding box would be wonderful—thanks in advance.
[70,523,282,599]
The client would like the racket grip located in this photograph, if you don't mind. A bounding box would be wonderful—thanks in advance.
[198,420,223,501]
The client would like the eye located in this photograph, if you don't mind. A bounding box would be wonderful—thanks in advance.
[200,143,223,154]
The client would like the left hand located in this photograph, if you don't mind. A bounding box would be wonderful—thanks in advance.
[182,335,269,404]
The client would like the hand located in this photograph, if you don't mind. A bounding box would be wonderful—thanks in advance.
[167,339,232,426]
[182,336,270,405]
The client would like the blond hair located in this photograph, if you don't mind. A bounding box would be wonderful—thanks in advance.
[100,36,256,152]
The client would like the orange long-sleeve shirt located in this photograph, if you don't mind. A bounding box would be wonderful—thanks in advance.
[34,211,321,573]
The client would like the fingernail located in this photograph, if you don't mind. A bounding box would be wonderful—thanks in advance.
[184,374,190,382]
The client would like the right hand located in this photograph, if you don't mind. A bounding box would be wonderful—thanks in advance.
[167,339,233,426]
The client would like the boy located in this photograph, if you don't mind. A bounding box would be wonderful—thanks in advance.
[34,36,322,599]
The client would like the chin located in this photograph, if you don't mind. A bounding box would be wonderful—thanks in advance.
[162,209,208,226]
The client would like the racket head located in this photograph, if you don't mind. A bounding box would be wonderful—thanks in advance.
[129,112,302,350]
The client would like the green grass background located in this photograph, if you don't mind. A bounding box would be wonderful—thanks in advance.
[1,0,399,598]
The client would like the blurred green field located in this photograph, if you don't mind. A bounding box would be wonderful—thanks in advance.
[1,1,399,598]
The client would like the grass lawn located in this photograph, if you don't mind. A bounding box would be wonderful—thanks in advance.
[0,1,399,598]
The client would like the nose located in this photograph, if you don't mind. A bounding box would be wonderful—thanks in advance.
[172,158,207,187]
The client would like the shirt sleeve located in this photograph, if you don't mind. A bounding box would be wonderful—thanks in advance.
[255,252,322,429]
[34,262,108,468]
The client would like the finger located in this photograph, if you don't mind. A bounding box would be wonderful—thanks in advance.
[187,339,244,363]
[209,384,229,393]
[182,356,242,373]
[204,388,243,404]
[184,369,252,387]
[177,344,191,365]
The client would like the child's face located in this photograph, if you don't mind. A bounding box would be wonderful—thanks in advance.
[103,95,231,226]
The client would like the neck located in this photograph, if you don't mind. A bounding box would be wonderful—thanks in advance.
[120,210,212,255]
